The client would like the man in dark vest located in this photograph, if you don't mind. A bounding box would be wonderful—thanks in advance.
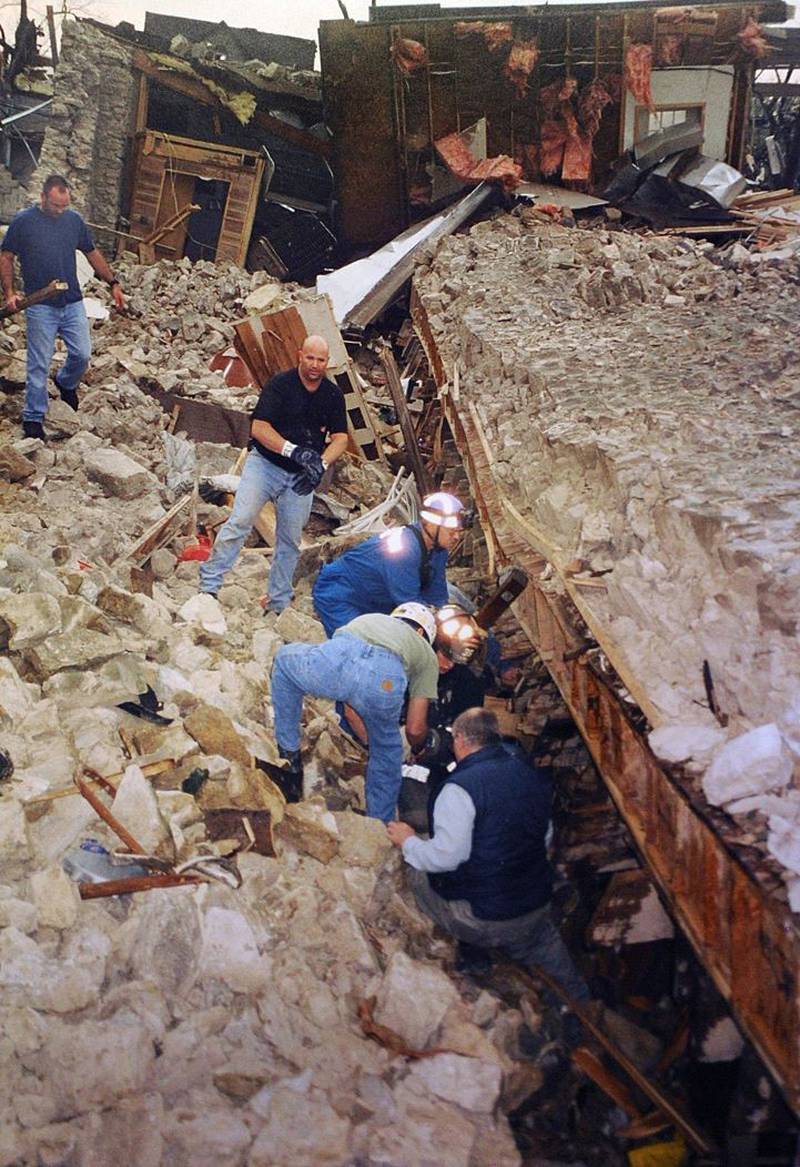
[387,706,588,999]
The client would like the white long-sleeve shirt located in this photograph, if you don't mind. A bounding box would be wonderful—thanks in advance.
[401,783,475,873]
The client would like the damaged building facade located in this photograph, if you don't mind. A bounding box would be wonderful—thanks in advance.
[0,16,332,279]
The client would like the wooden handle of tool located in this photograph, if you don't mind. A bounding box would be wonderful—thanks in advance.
[0,279,69,319]
[79,873,203,899]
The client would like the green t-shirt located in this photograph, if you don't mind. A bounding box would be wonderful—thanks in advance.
[336,613,439,699]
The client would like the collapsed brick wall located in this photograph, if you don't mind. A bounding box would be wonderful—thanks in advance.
[30,21,138,232]
[414,212,800,884]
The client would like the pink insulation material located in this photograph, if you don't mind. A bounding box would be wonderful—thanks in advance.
[391,38,428,74]
[738,18,770,59]
[625,43,655,112]
[435,131,522,191]
[504,39,540,98]
[454,21,514,52]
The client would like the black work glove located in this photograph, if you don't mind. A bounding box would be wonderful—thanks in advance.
[289,446,325,490]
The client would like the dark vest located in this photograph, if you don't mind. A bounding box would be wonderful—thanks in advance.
[429,742,553,920]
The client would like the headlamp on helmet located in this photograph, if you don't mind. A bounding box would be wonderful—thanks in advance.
[435,604,484,664]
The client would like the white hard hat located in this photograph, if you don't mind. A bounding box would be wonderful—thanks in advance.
[420,492,465,530]
[391,602,437,645]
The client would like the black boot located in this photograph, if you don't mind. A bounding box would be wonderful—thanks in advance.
[275,748,304,803]
[22,420,45,440]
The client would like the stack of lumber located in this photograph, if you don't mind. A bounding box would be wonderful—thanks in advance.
[730,187,800,247]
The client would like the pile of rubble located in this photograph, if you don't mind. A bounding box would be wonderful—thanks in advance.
[0,256,567,1164]
[414,211,800,900]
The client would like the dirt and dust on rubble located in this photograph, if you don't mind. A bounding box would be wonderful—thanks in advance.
[414,205,800,905]
[0,251,621,1166]
[0,205,799,1161]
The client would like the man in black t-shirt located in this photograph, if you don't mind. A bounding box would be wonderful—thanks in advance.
[200,335,348,611]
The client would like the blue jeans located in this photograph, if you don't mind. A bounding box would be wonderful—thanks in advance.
[24,300,91,421]
[271,634,406,821]
[407,867,590,1001]
[199,449,313,609]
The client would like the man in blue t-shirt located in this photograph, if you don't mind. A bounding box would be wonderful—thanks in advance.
[0,174,124,439]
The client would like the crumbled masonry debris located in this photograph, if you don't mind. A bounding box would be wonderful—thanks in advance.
[0,253,574,1165]
[413,209,800,901]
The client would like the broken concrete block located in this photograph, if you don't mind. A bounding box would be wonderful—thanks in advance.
[35,1017,157,1120]
[243,282,283,315]
[703,723,793,807]
[111,765,175,860]
[277,801,340,863]
[274,606,326,643]
[184,703,251,769]
[0,797,31,872]
[177,593,227,638]
[23,628,123,681]
[46,398,82,438]
[405,1051,503,1112]
[150,548,177,580]
[768,815,800,876]
[0,592,62,650]
[162,1104,251,1166]
[648,721,728,764]
[224,765,285,823]
[199,906,270,994]
[84,448,155,499]
[0,928,104,1013]
[373,950,460,1050]
[130,888,202,996]
[0,446,35,481]
[333,810,395,868]
[248,1086,351,1167]
[251,625,282,667]
[30,865,80,930]
[0,657,40,727]
[0,895,37,932]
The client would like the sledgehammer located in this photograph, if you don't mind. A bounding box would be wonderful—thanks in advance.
[0,279,68,319]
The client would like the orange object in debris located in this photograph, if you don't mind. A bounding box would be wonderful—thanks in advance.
[177,533,212,563]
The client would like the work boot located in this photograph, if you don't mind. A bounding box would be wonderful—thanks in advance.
[53,376,78,411]
[275,747,304,803]
[22,420,45,440]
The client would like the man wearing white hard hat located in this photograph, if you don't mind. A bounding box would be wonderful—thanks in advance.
[312,491,468,637]
[271,602,457,821]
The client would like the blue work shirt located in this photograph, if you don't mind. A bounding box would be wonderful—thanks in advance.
[313,522,449,636]
[2,206,95,307]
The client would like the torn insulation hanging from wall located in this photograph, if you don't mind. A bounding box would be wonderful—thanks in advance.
[391,37,428,74]
[625,43,656,112]
[504,39,539,99]
[435,129,522,190]
[738,17,770,58]
[454,20,514,52]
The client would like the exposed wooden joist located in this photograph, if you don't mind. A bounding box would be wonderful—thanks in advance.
[131,49,331,159]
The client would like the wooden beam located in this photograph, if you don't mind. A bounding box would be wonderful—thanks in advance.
[379,344,433,494]
[131,50,331,159]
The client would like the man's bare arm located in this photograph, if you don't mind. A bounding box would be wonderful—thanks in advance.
[85,248,124,309]
[0,251,21,309]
